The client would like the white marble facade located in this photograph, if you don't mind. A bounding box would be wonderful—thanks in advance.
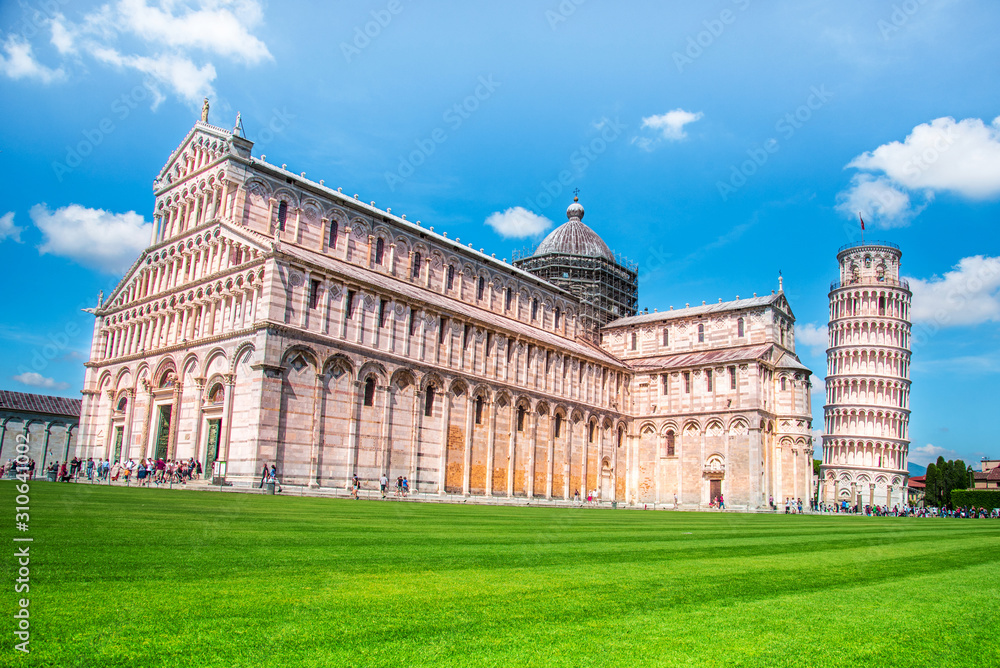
[819,243,912,508]
[75,118,815,509]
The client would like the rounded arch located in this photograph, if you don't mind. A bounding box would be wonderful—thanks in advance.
[231,341,256,372]
[471,383,492,401]
[357,360,388,384]
[420,372,444,392]
[390,368,416,389]
[280,345,319,371]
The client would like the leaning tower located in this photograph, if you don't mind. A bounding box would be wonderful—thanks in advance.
[819,242,912,509]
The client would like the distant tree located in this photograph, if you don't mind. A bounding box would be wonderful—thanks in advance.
[813,459,822,477]
[924,463,940,507]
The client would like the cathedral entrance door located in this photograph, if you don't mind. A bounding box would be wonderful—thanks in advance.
[155,405,172,461]
[204,419,221,478]
[113,426,124,463]
[600,459,613,501]
[709,479,722,503]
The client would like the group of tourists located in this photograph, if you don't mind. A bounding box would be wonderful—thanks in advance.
[347,473,411,499]
[14,455,204,485]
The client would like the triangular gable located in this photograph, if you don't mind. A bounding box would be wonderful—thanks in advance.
[100,219,271,314]
[155,121,240,185]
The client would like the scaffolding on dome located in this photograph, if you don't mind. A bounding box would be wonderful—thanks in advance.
[513,249,639,338]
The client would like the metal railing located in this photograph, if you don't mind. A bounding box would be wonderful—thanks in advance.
[837,240,900,253]
[830,277,910,291]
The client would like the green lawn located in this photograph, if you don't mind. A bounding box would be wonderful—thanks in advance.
[4,483,999,668]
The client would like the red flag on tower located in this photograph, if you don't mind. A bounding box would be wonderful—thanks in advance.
[859,213,865,231]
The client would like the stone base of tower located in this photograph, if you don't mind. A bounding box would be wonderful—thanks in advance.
[817,466,908,509]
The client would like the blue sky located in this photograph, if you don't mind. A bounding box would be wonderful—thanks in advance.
[1,0,998,468]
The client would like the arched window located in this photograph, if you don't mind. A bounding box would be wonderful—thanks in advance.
[208,384,224,404]
[475,396,484,425]
[698,323,705,343]
[737,317,744,337]
[116,397,128,413]
[277,200,288,231]
[363,377,376,407]
[375,237,385,264]
[665,430,675,457]
[517,406,526,432]
[477,277,485,301]
[554,414,562,438]
[662,328,669,346]
[411,252,421,278]
[554,307,561,329]
[631,332,637,351]
[328,220,339,249]
[446,265,455,290]
[531,298,539,321]
[424,387,435,417]
[588,421,595,443]
[780,376,787,391]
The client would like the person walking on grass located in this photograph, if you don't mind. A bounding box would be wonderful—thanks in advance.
[352,473,360,500]
[402,477,409,496]
[380,473,388,499]
[259,462,268,489]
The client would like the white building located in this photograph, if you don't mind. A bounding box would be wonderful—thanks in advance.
[819,242,912,508]
[75,112,815,509]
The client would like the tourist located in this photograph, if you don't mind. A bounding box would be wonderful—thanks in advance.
[396,476,404,497]
[719,494,725,510]
[784,498,790,514]
[380,474,388,499]
[86,458,94,480]
[259,462,268,489]
[402,477,409,495]
[797,498,803,514]
[674,492,679,509]
[352,473,360,500]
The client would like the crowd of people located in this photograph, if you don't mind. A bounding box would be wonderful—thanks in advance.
[2,455,205,485]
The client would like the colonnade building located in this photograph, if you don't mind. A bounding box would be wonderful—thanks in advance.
[75,114,814,509]
[819,242,911,508]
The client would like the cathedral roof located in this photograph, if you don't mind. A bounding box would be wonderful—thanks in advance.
[606,292,792,327]
[533,199,616,262]
[0,391,81,418]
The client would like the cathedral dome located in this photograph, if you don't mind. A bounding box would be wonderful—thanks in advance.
[533,198,615,262]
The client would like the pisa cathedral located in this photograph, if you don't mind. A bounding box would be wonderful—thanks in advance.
[75,114,816,509]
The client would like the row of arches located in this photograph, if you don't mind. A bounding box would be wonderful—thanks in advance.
[827,348,910,378]
[824,408,909,440]
[273,344,627,499]
[825,378,910,409]
[827,320,911,348]
[830,287,910,321]
[821,439,907,470]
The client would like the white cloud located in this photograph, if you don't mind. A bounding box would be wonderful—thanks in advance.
[837,115,1000,226]
[49,14,77,56]
[31,204,151,274]
[796,322,828,350]
[90,46,216,106]
[485,207,554,239]
[849,116,1000,198]
[835,174,925,227]
[0,1,271,107]
[0,35,65,83]
[640,109,704,142]
[907,255,1000,327]
[909,443,960,467]
[13,372,71,391]
[0,212,23,243]
[111,0,272,65]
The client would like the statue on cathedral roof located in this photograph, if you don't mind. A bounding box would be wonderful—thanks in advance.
[201,98,210,122]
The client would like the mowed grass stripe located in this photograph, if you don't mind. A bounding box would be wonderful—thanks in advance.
[5,483,999,668]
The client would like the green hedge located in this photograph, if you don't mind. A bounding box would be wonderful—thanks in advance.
[950,489,1000,509]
